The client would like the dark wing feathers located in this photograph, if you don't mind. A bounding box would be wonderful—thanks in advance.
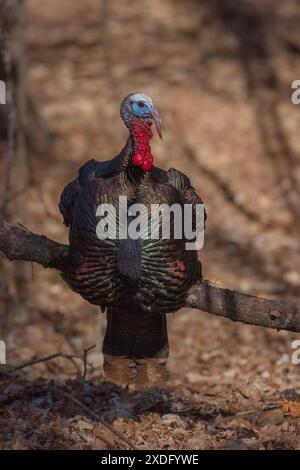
[59,179,79,227]
[167,167,191,191]
[78,159,97,183]
[168,167,207,226]
[59,159,97,227]
[59,158,119,226]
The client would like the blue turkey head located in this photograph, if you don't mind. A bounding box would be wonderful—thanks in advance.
[120,92,162,139]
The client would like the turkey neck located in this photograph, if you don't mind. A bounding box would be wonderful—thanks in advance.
[118,126,153,181]
[129,117,154,172]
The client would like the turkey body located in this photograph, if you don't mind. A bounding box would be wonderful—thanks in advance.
[59,135,205,372]
[60,137,203,313]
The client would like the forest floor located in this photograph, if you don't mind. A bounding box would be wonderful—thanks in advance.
[1,0,300,449]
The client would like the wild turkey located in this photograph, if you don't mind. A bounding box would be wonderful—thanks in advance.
[59,93,206,385]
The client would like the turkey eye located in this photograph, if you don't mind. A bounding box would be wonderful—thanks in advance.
[138,101,145,108]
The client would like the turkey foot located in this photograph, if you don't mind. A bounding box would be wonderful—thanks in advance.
[103,353,169,387]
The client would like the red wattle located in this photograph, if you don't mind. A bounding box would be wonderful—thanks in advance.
[132,153,143,165]
[131,117,154,172]
[141,155,153,171]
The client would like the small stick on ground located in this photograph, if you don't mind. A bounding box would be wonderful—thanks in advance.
[63,391,138,450]
[12,352,81,374]
[82,344,96,381]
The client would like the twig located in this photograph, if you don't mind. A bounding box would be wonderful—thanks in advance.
[83,344,96,381]
[63,391,138,450]
[12,352,81,373]
[17,221,30,231]
[8,348,98,378]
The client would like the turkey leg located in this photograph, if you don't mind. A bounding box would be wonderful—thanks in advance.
[102,305,169,386]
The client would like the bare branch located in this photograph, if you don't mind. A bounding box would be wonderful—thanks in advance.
[0,217,68,270]
[186,281,300,333]
[1,217,300,333]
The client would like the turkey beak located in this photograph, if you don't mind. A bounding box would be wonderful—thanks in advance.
[151,107,162,140]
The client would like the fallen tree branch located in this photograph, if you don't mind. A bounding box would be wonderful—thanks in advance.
[0,217,68,270]
[1,217,300,333]
[186,282,300,333]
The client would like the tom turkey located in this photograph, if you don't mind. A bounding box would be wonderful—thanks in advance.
[59,93,206,385]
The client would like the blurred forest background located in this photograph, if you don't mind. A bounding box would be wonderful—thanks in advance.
[1,0,300,450]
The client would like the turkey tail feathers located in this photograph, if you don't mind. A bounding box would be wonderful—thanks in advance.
[117,238,141,281]
[103,306,169,359]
